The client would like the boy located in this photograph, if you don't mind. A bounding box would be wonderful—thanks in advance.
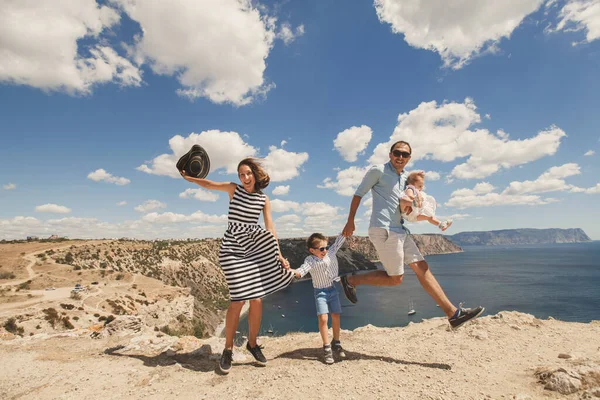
[292,233,347,364]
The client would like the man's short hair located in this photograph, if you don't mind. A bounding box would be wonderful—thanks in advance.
[389,140,412,154]
[307,233,327,250]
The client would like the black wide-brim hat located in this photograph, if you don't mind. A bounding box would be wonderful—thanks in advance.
[176,145,211,179]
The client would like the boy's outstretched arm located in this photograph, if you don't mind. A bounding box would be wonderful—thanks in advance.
[328,234,346,255]
[294,260,313,279]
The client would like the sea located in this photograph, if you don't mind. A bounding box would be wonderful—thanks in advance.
[239,241,600,336]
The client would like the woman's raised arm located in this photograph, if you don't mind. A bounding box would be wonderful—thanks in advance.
[180,171,237,199]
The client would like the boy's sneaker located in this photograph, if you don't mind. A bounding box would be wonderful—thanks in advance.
[340,275,358,304]
[323,344,334,365]
[331,339,346,359]
[246,342,267,366]
[449,305,485,329]
[219,349,233,374]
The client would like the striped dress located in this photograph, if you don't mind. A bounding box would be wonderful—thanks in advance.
[219,185,294,301]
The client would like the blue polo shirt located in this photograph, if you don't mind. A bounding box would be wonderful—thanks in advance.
[354,162,407,233]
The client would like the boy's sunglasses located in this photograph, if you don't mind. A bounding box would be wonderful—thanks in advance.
[392,150,411,158]
[313,245,330,252]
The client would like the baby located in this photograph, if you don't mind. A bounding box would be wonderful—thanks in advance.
[401,171,452,231]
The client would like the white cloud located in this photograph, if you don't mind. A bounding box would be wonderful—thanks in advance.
[374,0,544,69]
[275,214,301,224]
[35,204,72,214]
[0,216,40,227]
[424,171,441,181]
[277,23,305,45]
[270,199,301,213]
[272,185,290,196]
[551,0,600,44]
[263,146,309,182]
[179,188,219,202]
[134,200,166,213]
[446,185,554,209]
[369,98,566,179]
[301,202,341,217]
[0,0,141,94]
[446,164,587,208]
[503,163,581,195]
[87,169,131,185]
[113,0,277,106]
[319,166,370,196]
[3,183,16,190]
[137,130,257,178]
[117,201,127,206]
[0,213,230,240]
[300,202,345,233]
[584,150,595,156]
[142,210,226,225]
[570,183,600,194]
[333,125,373,162]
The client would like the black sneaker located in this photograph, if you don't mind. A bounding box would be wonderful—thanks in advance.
[449,305,485,329]
[246,342,267,366]
[340,275,358,304]
[323,344,334,365]
[331,339,346,359]
[219,349,233,374]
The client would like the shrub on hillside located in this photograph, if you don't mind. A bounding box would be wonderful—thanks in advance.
[43,308,60,328]
[3,318,24,336]
[0,272,16,280]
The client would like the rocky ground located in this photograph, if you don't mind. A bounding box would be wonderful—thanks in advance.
[1,311,599,400]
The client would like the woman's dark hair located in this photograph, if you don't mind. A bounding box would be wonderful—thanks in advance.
[389,140,412,154]
[307,233,327,250]
[237,158,270,192]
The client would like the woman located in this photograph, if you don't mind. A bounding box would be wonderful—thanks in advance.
[181,158,294,374]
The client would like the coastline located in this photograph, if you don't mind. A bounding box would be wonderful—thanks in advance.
[213,301,250,337]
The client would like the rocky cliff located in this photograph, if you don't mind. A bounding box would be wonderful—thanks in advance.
[344,234,462,262]
[42,235,461,336]
[449,228,592,246]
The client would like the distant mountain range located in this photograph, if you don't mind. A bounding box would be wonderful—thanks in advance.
[448,228,591,246]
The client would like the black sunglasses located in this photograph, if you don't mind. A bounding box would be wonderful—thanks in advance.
[392,149,411,158]
[312,245,330,252]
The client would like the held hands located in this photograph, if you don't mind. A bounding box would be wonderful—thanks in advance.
[279,255,290,269]
[342,220,355,237]
[289,269,301,278]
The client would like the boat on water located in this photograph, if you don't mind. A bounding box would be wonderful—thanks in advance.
[408,300,416,316]
[281,314,285,318]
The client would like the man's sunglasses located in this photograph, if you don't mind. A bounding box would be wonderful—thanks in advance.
[312,245,330,252]
[392,149,411,158]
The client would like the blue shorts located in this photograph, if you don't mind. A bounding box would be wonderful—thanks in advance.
[314,286,342,315]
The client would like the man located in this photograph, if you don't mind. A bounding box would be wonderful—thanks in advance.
[341,140,484,329]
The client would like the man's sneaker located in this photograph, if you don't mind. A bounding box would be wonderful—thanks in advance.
[323,344,334,365]
[246,342,267,366]
[331,339,346,359]
[340,275,358,304]
[449,305,485,329]
[219,349,233,374]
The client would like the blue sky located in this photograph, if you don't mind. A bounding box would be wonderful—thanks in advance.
[1,0,599,240]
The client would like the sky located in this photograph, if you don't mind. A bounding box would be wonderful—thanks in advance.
[1,0,599,240]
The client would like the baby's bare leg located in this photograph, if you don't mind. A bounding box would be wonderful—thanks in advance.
[417,215,441,227]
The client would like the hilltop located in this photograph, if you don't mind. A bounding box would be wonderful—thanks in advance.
[1,311,599,399]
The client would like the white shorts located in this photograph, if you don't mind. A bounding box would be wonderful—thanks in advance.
[368,227,424,276]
